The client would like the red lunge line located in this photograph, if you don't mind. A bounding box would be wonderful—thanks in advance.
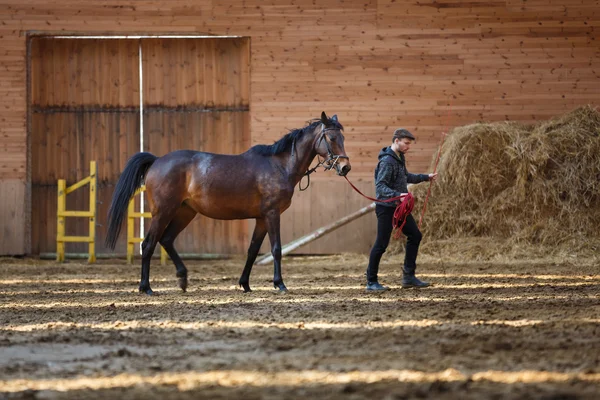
[343,176,407,203]
[392,192,414,239]
[344,176,414,239]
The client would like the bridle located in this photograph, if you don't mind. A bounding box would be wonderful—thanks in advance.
[316,124,349,172]
[298,123,349,191]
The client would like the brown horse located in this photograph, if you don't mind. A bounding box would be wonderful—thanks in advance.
[105,112,351,295]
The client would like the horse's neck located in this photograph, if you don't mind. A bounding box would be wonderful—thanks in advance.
[281,131,318,186]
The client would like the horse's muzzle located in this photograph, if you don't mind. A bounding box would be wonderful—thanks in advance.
[339,164,351,176]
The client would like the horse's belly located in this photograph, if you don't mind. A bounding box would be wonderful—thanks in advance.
[186,194,261,220]
[187,187,292,220]
[199,205,257,220]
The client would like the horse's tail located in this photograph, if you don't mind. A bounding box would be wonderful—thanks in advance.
[105,152,158,250]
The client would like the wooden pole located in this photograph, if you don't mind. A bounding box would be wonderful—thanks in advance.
[88,161,97,263]
[127,185,168,265]
[255,202,376,266]
[127,192,136,264]
[56,179,66,262]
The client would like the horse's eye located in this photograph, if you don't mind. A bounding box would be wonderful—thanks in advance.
[328,135,336,141]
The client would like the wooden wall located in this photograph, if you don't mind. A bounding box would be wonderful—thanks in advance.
[0,0,598,255]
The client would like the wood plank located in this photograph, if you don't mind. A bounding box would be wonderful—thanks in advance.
[0,180,26,255]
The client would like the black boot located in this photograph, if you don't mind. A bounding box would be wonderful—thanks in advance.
[366,281,390,291]
[402,269,430,288]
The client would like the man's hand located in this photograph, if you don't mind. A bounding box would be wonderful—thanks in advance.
[428,173,438,182]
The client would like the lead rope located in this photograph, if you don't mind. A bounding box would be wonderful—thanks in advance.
[344,176,414,239]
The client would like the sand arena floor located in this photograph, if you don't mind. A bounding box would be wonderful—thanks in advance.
[0,255,599,399]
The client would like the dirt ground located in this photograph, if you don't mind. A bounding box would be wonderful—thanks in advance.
[0,254,599,399]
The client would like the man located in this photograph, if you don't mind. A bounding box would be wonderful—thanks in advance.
[366,128,437,291]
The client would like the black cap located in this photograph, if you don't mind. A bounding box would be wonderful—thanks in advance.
[392,128,415,141]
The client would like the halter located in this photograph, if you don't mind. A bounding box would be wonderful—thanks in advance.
[298,124,349,191]
[316,124,350,171]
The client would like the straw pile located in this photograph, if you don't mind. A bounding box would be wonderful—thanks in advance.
[408,105,600,259]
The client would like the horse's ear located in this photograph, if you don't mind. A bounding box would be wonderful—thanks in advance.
[320,111,328,125]
[331,114,338,123]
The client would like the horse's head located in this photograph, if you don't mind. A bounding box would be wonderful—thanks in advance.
[314,111,352,176]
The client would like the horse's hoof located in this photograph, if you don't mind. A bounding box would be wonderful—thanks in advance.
[239,282,252,293]
[178,277,188,293]
[277,288,289,295]
[139,288,155,296]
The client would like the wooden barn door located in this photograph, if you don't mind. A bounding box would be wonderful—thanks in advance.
[30,38,140,255]
[30,36,250,256]
[141,38,250,254]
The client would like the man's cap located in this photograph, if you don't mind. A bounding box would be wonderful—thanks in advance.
[393,128,415,141]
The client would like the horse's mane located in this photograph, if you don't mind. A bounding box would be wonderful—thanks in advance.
[249,117,343,157]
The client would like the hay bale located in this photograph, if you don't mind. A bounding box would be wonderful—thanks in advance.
[410,105,600,257]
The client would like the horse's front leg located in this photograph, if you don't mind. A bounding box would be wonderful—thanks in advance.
[239,219,268,293]
[265,211,288,293]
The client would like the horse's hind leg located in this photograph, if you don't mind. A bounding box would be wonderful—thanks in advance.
[239,219,267,293]
[139,206,179,295]
[159,203,197,292]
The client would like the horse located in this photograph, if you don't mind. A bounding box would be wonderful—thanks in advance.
[105,112,351,295]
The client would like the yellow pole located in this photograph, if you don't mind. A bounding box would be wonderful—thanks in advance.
[127,195,135,264]
[56,179,66,262]
[88,161,97,264]
[161,246,167,266]
[126,186,168,265]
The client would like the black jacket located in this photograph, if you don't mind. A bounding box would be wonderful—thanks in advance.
[375,146,429,207]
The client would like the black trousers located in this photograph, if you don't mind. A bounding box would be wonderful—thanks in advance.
[366,205,423,283]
